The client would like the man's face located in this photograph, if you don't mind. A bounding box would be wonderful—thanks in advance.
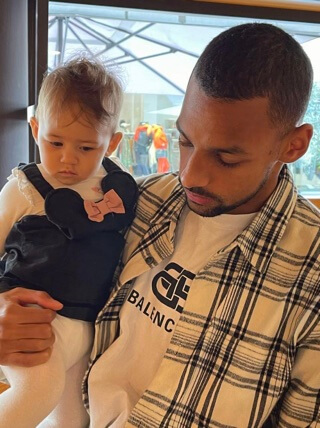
[177,77,287,217]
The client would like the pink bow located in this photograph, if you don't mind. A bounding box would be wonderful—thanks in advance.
[84,189,125,222]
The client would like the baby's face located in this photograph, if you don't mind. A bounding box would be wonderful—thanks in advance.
[30,105,121,185]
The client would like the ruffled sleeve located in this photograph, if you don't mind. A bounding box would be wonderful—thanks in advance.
[0,168,45,256]
[10,167,41,206]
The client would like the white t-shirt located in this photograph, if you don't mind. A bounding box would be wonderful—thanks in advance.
[88,207,257,428]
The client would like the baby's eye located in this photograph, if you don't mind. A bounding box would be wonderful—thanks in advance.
[50,141,62,147]
[80,146,94,152]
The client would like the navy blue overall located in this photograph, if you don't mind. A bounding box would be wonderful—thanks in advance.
[0,158,139,321]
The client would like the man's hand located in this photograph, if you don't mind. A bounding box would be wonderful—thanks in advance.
[0,288,63,367]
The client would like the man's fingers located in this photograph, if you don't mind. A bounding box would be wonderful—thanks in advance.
[4,288,63,311]
[0,304,56,327]
[0,322,53,341]
[0,288,60,367]
[15,306,57,325]
[1,349,53,368]
[5,336,55,353]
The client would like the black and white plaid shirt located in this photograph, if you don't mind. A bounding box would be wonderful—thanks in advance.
[84,166,320,427]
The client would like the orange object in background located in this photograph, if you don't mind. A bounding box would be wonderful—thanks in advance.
[134,123,153,143]
[151,125,170,173]
[157,156,170,173]
[152,125,168,150]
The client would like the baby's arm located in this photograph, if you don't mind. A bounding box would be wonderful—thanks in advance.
[0,176,34,255]
[0,177,63,367]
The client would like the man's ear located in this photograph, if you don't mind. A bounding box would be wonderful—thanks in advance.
[279,123,313,164]
[29,117,39,145]
[105,132,123,156]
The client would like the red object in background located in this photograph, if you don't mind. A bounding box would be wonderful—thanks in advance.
[134,124,153,142]
[157,157,170,173]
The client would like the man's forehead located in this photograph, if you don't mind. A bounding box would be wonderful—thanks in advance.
[176,90,281,155]
[181,84,271,131]
[176,119,251,156]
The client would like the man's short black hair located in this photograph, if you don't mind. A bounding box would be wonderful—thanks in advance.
[194,23,313,133]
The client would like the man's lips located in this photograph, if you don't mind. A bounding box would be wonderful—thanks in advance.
[184,189,212,205]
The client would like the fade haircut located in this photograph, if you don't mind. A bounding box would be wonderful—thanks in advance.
[36,56,123,131]
[194,23,313,134]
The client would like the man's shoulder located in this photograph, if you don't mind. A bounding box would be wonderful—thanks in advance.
[133,173,184,224]
[137,172,180,198]
[295,194,320,225]
[284,195,320,270]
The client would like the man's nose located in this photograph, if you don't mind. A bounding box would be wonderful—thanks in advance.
[179,151,210,189]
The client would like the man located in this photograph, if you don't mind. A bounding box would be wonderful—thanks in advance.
[0,23,319,427]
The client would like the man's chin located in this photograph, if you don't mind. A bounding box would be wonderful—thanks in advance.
[186,200,228,217]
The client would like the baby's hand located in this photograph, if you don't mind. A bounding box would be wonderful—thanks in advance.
[0,288,63,367]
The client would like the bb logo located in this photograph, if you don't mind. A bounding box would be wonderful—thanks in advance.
[151,262,195,313]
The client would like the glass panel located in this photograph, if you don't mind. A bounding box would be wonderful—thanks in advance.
[48,2,320,197]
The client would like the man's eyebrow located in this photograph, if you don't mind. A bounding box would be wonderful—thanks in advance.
[176,121,249,155]
[216,146,249,155]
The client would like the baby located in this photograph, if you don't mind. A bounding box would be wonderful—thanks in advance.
[0,57,138,427]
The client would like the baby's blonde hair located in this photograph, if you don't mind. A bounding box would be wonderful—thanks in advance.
[36,56,123,131]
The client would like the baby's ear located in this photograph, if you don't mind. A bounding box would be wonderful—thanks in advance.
[105,132,123,156]
[29,117,39,144]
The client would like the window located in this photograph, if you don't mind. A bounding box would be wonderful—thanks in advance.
[48,2,320,198]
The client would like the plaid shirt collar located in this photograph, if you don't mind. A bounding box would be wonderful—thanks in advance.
[237,165,297,273]
[147,165,297,274]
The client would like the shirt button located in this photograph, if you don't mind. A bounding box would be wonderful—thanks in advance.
[145,256,154,265]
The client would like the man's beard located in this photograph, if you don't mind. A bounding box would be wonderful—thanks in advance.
[179,173,270,218]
